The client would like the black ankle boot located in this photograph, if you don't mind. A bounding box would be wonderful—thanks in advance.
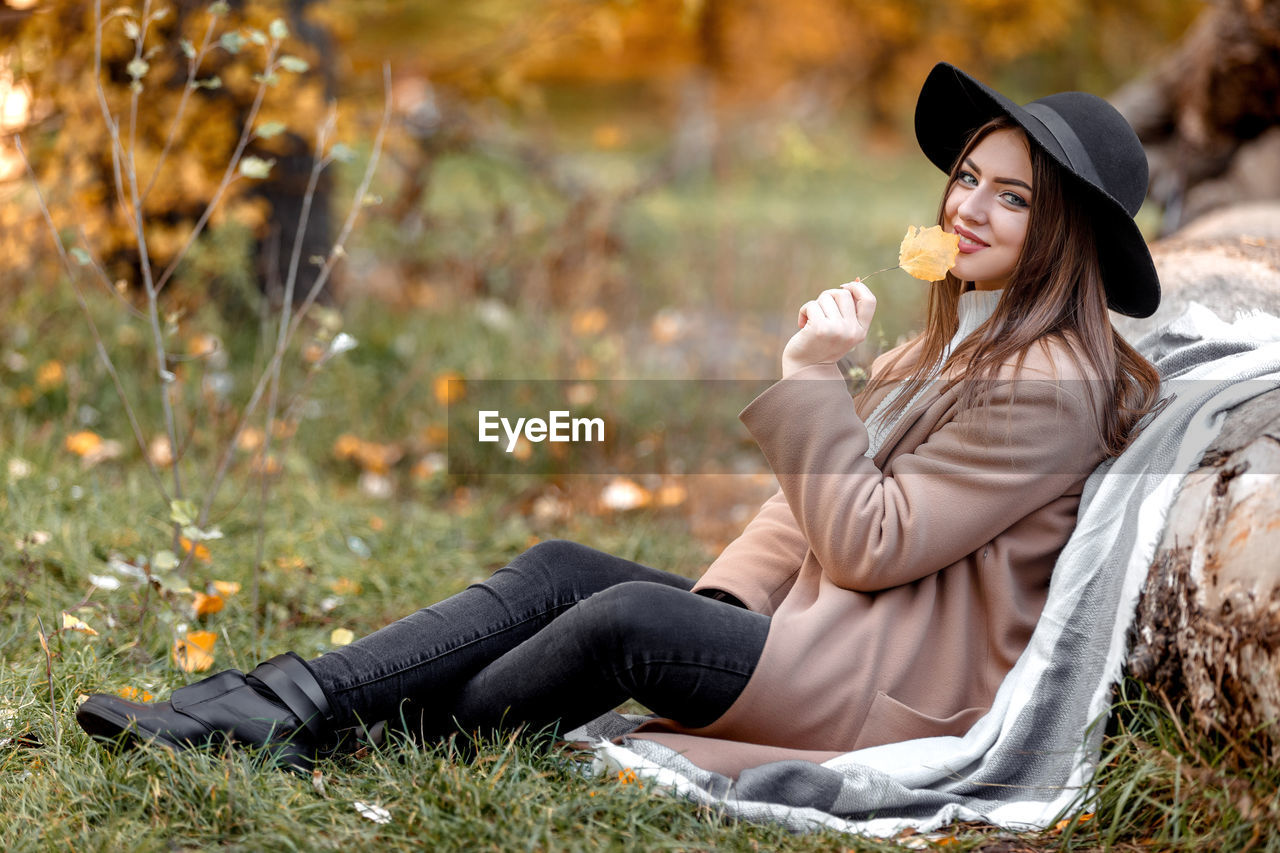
[76,652,335,774]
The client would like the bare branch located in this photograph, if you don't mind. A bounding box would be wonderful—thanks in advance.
[35,615,58,745]
[198,63,395,528]
[95,0,185,518]
[139,9,221,206]
[16,136,169,500]
[249,104,336,619]
[153,44,279,294]
[73,224,148,320]
[126,0,153,177]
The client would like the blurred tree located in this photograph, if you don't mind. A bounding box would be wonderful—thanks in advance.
[339,0,1201,129]
[0,0,340,307]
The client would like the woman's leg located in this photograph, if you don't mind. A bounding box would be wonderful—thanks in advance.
[307,539,698,730]
[447,580,770,736]
[76,538,760,771]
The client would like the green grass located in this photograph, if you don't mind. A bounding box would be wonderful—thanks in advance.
[3,133,1279,852]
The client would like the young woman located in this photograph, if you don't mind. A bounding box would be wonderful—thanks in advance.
[76,63,1162,779]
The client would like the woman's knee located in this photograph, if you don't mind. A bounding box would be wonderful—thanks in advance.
[571,581,691,649]
[487,539,627,605]
[510,539,596,574]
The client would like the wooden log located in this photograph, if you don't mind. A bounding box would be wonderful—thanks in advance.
[1110,0,1280,232]
[1121,202,1280,754]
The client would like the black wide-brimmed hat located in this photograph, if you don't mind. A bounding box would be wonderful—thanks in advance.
[914,62,1160,318]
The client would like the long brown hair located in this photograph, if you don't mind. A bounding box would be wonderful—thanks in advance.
[867,116,1161,456]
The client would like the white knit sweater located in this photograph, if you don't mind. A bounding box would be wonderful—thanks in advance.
[865,288,1003,458]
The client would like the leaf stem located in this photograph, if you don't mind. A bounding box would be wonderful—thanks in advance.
[858,264,899,281]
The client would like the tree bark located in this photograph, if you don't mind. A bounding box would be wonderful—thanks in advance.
[1121,202,1280,756]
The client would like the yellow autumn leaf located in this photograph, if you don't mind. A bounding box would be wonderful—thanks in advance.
[329,577,362,596]
[192,592,224,617]
[173,630,217,673]
[330,627,355,646]
[898,225,960,282]
[64,430,103,457]
[117,685,155,703]
[61,611,99,636]
[333,433,362,460]
[654,483,688,508]
[36,360,65,391]
[179,537,212,563]
[571,307,608,337]
[433,372,466,405]
[211,580,241,597]
[236,426,265,452]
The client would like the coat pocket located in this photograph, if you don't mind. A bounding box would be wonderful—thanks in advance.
[852,690,987,750]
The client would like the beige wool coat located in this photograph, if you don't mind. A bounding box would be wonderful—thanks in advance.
[631,335,1110,778]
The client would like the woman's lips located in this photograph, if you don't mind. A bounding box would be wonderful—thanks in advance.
[952,225,988,254]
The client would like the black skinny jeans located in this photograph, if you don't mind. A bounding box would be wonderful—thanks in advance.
[307,540,770,738]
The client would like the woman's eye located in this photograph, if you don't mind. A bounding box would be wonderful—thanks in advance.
[958,171,978,186]
[1001,191,1028,208]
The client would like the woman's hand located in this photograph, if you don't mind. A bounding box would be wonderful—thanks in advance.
[781,280,876,378]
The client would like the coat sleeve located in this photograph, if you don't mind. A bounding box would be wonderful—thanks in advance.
[691,488,808,615]
[740,360,1105,592]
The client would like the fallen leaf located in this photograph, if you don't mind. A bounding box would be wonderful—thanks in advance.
[211,580,241,597]
[237,427,265,452]
[250,453,281,476]
[116,685,155,703]
[654,483,687,508]
[330,628,355,646]
[179,537,212,563]
[15,530,51,550]
[650,310,684,344]
[433,372,466,405]
[61,612,99,636]
[354,801,391,824]
[411,453,447,480]
[65,431,123,468]
[600,478,650,512]
[571,307,608,337]
[65,431,104,457]
[192,592,224,617]
[358,471,394,499]
[172,630,217,672]
[35,360,65,391]
[187,334,220,358]
[332,433,361,460]
[329,578,362,596]
[898,225,960,282]
[1052,812,1095,833]
[148,436,174,467]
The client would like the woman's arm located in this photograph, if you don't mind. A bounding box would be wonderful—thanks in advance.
[691,489,808,614]
[741,360,1105,592]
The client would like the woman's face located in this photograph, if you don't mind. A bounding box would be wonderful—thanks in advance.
[942,128,1033,291]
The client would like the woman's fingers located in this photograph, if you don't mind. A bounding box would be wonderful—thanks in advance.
[801,287,856,328]
[843,279,877,328]
[814,291,842,321]
[782,281,874,378]
[797,300,819,329]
